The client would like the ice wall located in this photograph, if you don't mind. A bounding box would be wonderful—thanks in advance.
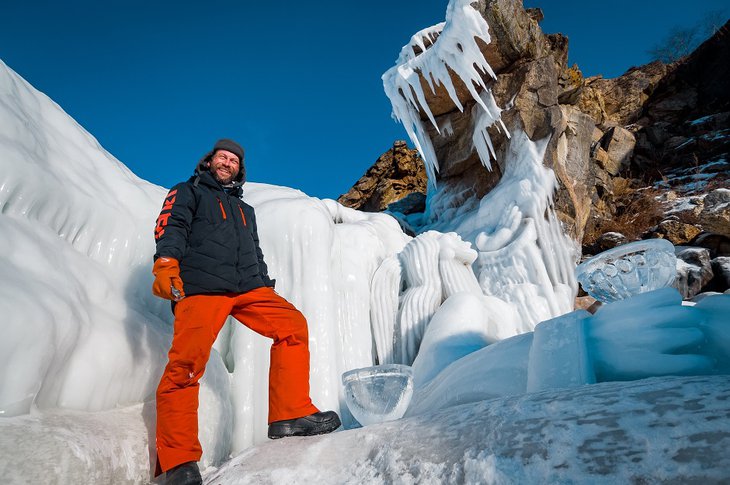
[225,188,409,448]
[0,59,171,417]
[0,59,410,460]
[382,0,577,331]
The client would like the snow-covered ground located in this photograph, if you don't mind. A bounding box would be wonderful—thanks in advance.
[3,376,728,484]
[1,0,729,483]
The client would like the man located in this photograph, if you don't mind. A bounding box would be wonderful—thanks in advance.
[152,139,340,485]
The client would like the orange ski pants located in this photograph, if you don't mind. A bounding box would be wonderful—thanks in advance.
[155,286,319,475]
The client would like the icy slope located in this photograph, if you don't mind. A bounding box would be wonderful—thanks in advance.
[0,58,171,416]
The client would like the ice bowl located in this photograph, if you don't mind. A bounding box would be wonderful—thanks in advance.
[342,364,414,427]
[575,238,677,303]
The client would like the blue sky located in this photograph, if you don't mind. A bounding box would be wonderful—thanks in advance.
[1,1,727,199]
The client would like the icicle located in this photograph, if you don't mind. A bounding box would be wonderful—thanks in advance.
[471,90,511,171]
[382,0,500,184]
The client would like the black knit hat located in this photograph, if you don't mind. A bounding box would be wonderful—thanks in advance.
[213,138,244,162]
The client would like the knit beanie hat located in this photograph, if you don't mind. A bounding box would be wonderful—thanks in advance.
[213,138,244,162]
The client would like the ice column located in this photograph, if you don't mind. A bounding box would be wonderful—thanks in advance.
[471,131,577,329]
[370,256,402,365]
[398,231,443,364]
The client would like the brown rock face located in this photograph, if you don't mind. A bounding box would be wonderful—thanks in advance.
[649,220,703,245]
[338,141,427,212]
[577,62,672,128]
[345,4,728,260]
[598,126,636,176]
[699,189,730,238]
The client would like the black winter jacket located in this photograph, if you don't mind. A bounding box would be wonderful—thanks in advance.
[154,170,275,296]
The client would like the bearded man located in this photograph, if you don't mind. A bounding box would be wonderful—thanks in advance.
[152,139,340,485]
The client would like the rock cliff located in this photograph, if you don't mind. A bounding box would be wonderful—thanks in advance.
[337,141,426,212]
[339,3,728,297]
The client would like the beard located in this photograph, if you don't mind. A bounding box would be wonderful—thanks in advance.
[209,163,238,185]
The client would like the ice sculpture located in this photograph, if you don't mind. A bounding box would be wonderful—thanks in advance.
[369,230,517,367]
[397,232,443,364]
[342,364,414,426]
[576,239,677,302]
[406,288,730,417]
[382,0,578,333]
[438,232,483,299]
[410,293,493,388]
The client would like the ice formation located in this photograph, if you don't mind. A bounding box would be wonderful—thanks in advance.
[0,59,171,417]
[407,287,730,417]
[396,232,443,364]
[382,0,577,333]
[369,256,401,365]
[0,57,414,456]
[1,0,729,481]
[382,0,501,182]
[369,230,518,369]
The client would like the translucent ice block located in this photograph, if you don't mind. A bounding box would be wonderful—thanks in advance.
[576,239,677,303]
[342,364,414,426]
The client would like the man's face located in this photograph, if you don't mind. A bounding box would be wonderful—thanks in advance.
[208,150,241,184]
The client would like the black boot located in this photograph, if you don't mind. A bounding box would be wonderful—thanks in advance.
[268,410,341,439]
[165,461,202,485]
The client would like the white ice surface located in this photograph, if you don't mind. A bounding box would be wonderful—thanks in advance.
[3,375,729,485]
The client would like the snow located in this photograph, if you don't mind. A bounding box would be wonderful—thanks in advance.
[653,157,728,197]
[689,114,716,126]
[701,129,730,142]
[1,0,730,483]
[5,375,728,484]
[205,375,730,485]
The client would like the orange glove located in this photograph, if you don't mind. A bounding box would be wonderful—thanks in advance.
[152,257,185,301]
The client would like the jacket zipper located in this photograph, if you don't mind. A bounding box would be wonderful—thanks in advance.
[221,192,243,290]
[217,198,227,220]
[238,206,247,226]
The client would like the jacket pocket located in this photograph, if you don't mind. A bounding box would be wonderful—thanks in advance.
[238,206,247,226]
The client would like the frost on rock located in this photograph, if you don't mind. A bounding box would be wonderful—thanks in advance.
[382,0,503,182]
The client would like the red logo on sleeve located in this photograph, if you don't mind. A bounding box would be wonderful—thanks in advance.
[155,189,177,240]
